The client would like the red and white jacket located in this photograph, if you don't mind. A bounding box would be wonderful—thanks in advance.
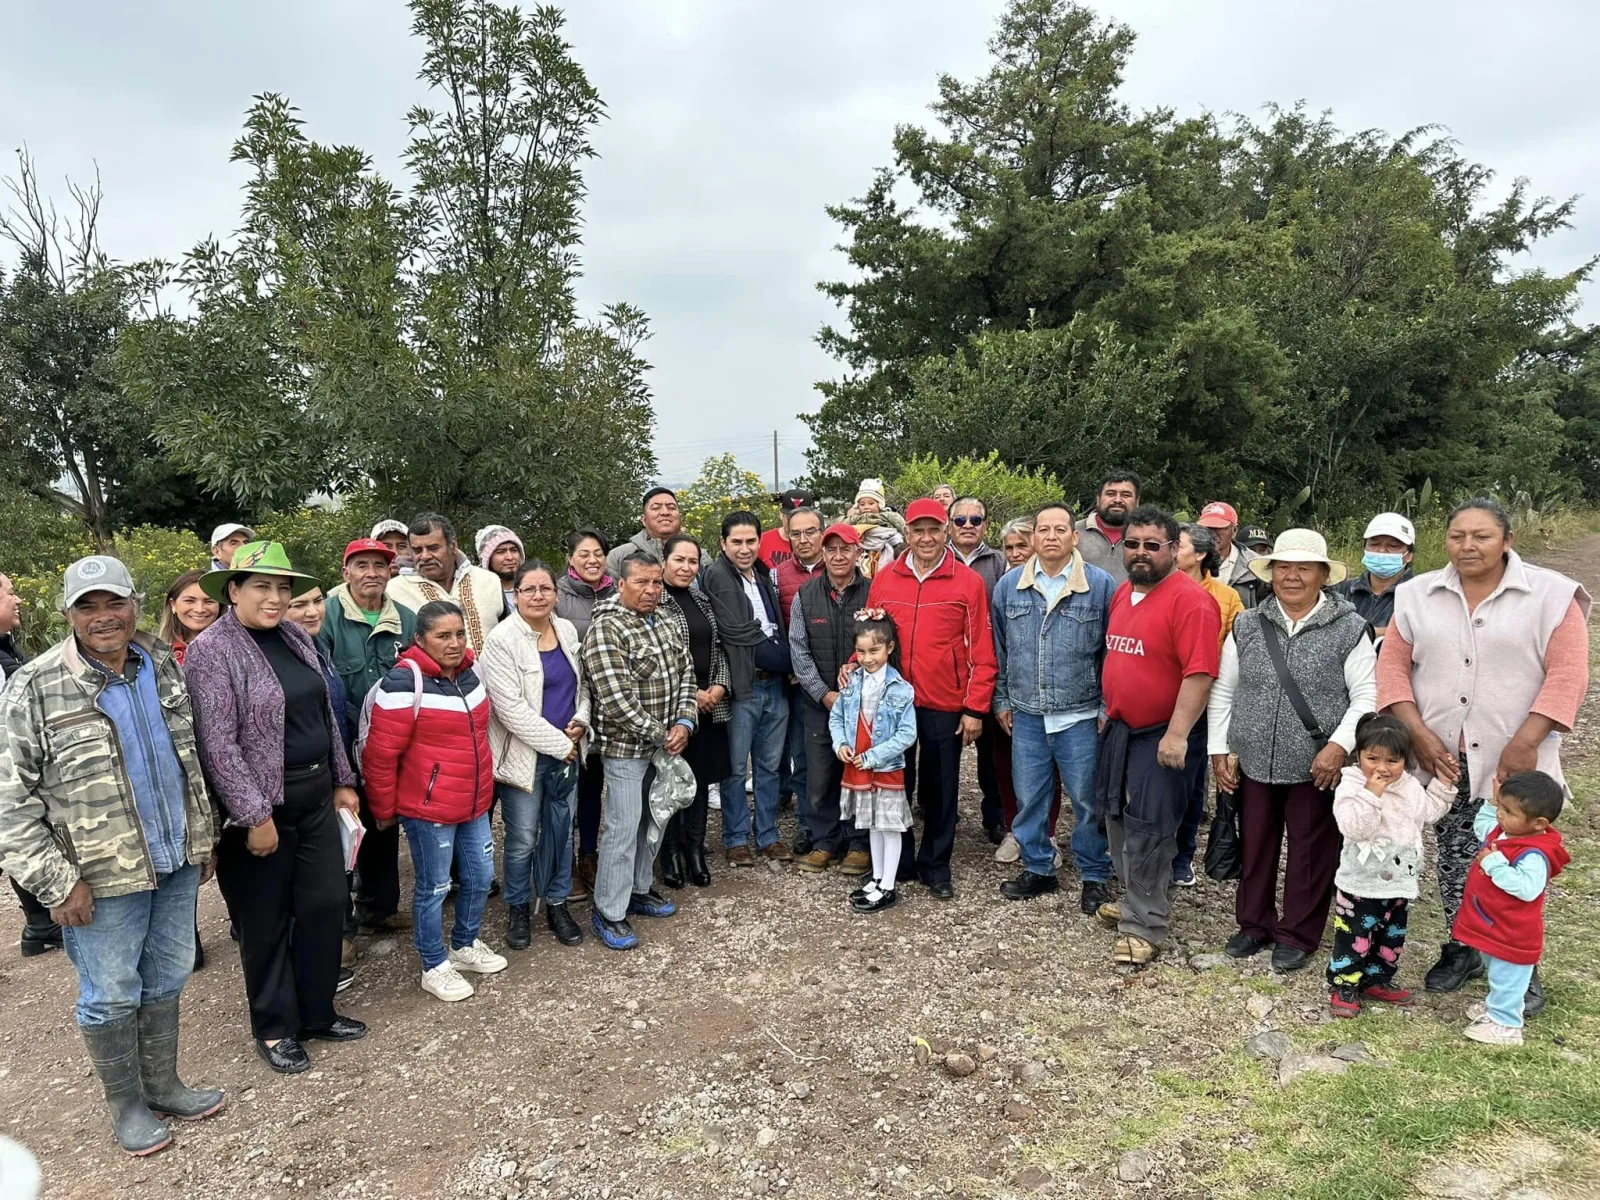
[361,645,494,825]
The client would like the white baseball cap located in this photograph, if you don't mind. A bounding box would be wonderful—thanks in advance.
[63,556,137,609]
[209,523,255,548]
[1362,513,1415,546]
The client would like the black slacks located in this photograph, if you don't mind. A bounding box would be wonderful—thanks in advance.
[345,785,401,934]
[218,762,346,1040]
[802,707,869,855]
[901,708,963,886]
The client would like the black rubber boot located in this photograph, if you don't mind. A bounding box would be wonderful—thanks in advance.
[1423,940,1485,993]
[683,787,712,887]
[14,879,62,956]
[1524,966,1546,1018]
[81,1015,173,1155]
[506,903,532,950]
[659,813,686,890]
[137,998,225,1121]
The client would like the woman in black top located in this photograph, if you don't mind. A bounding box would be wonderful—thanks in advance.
[658,534,732,888]
[186,542,366,1075]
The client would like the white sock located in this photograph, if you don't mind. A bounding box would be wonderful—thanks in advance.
[872,829,900,893]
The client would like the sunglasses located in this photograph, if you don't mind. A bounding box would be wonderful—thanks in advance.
[950,515,986,527]
[1125,538,1173,553]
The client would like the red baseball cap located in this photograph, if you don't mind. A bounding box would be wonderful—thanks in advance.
[904,498,949,525]
[1197,502,1239,529]
[343,537,396,563]
[821,522,861,545]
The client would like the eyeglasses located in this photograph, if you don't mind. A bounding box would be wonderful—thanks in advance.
[515,585,557,597]
[950,515,986,527]
[1124,539,1173,553]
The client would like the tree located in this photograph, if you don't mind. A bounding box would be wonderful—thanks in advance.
[806,0,1591,517]
[120,0,656,543]
[893,452,1066,533]
[679,454,779,553]
[0,153,227,548]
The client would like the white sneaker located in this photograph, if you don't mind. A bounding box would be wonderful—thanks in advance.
[421,961,475,1002]
[708,784,721,811]
[1463,1018,1523,1046]
[447,939,508,975]
[1466,1001,1488,1022]
[994,833,1021,864]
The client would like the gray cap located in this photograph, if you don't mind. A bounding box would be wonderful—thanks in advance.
[63,556,137,609]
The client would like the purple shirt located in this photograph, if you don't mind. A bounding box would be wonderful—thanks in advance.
[539,647,578,737]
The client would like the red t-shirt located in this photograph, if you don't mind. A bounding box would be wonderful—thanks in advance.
[1102,571,1220,728]
[758,527,792,569]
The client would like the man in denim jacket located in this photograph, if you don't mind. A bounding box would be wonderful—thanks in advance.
[991,502,1116,914]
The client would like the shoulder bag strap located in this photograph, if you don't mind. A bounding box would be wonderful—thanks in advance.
[1256,609,1329,742]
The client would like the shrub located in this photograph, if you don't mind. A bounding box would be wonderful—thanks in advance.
[893,452,1067,538]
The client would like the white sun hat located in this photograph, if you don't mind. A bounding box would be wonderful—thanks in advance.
[1248,528,1348,586]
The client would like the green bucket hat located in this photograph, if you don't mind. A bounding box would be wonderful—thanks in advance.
[199,540,319,604]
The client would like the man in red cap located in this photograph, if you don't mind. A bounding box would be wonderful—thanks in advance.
[865,499,998,899]
[1196,501,1263,607]
[320,538,418,939]
[788,522,874,874]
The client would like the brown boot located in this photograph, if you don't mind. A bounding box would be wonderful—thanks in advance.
[795,849,832,873]
[761,842,794,863]
[726,845,756,867]
[572,852,598,901]
[838,850,872,877]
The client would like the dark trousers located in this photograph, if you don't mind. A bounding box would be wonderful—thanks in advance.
[344,786,400,933]
[1328,892,1409,989]
[976,717,1003,830]
[1174,715,1210,873]
[901,708,963,886]
[802,707,868,855]
[1435,754,1479,931]
[665,779,710,852]
[217,763,346,1040]
[1236,775,1341,954]
[576,752,604,855]
[11,875,49,918]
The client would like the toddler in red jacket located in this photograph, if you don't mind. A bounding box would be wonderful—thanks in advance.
[1451,771,1570,1046]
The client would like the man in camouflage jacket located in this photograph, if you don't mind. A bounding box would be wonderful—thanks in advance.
[0,556,223,1156]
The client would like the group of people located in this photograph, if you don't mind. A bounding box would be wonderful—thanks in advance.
[0,473,1583,1157]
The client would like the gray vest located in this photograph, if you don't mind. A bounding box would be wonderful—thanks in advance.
[1231,596,1368,784]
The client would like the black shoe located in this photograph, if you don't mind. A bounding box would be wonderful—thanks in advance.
[19,918,64,957]
[1224,930,1271,959]
[850,877,879,903]
[1423,940,1484,993]
[984,823,1006,847]
[852,886,900,915]
[1079,880,1111,916]
[255,1036,311,1074]
[660,845,686,890]
[999,871,1060,901]
[1524,966,1545,1018]
[335,966,356,993]
[547,902,583,946]
[685,843,712,888]
[506,903,532,950]
[925,880,955,902]
[793,832,813,858]
[299,1015,367,1043]
[487,878,502,899]
[229,921,240,943]
[1270,944,1311,972]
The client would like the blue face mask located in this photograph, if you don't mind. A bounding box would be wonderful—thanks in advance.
[1362,551,1407,579]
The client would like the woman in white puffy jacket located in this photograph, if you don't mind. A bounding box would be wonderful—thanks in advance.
[480,560,590,950]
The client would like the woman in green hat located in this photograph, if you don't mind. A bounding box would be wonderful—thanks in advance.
[184,542,368,1075]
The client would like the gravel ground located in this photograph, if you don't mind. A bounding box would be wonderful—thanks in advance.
[5,536,1598,1200]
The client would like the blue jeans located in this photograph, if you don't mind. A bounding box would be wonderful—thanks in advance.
[62,864,200,1027]
[1484,953,1536,1028]
[401,811,494,970]
[1009,712,1107,880]
[498,756,577,907]
[721,675,788,849]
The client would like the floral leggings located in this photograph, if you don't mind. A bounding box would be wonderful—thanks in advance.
[1327,891,1409,989]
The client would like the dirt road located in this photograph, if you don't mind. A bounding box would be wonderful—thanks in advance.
[5,538,1599,1200]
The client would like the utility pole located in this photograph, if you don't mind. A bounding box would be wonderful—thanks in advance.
[773,430,780,493]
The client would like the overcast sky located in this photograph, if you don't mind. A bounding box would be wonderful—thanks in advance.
[2,1,1594,488]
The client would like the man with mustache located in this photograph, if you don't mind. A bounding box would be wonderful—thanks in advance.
[1094,508,1220,967]
[387,513,506,652]
[1076,470,1140,584]
[0,556,223,1154]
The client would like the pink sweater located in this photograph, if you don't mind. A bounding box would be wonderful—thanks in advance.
[1332,766,1456,899]
[1377,550,1589,791]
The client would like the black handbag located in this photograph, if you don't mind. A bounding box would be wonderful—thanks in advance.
[1255,610,1330,747]
[1203,787,1242,881]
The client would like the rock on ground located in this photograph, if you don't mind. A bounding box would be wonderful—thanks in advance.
[1277,1053,1350,1085]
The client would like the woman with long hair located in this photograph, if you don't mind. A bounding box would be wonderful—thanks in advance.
[158,569,220,664]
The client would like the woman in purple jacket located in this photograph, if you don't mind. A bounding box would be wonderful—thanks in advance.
[184,542,367,1075]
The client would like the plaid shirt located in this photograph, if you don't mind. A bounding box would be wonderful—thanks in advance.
[581,596,698,759]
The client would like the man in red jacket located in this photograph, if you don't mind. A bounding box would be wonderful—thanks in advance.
[866,498,997,899]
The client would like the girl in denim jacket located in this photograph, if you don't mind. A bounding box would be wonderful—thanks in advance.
[830,611,919,913]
